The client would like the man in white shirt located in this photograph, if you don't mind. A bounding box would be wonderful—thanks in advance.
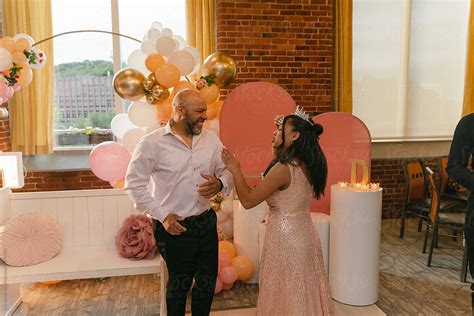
[125,89,233,316]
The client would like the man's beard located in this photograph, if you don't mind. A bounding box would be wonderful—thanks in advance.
[184,114,205,135]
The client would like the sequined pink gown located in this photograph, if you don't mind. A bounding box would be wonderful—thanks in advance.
[257,164,334,316]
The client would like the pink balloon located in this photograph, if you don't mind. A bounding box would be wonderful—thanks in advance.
[214,276,223,294]
[0,82,10,101]
[222,281,234,291]
[220,266,238,284]
[218,252,232,273]
[89,141,132,182]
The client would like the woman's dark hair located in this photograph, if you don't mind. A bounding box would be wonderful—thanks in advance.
[263,115,328,199]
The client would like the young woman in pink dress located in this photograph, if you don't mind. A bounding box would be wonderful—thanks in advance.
[221,111,334,316]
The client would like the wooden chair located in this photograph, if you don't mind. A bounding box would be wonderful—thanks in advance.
[423,167,467,276]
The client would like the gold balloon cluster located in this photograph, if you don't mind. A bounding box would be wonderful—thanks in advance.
[142,74,170,105]
[113,51,237,108]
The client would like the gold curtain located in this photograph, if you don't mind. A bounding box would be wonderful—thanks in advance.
[334,0,353,113]
[4,0,54,154]
[185,0,216,72]
[462,0,474,116]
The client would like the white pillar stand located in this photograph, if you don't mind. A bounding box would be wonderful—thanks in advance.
[233,201,269,284]
[329,184,383,306]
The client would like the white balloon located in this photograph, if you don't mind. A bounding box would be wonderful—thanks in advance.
[173,35,187,50]
[111,113,137,139]
[189,62,201,75]
[168,50,195,76]
[151,21,163,31]
[219,218,233,239]
[0,48,13,72]
[220,199,234,215]
[128,101,157,127]
[183,46,200,65]
[161,28,173,37]
[123,127,146,153]
[216,210,228,223]
[127,49,149,75]
[13,33,34,45]
[155,36,177,57]
[141,39,157,55]
[29,48,46,69]
[147,28,161,41]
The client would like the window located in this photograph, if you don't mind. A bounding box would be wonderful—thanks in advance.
[353,0,470,141]
[51,0,186,149]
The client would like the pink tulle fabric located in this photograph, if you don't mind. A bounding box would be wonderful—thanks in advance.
[0,213,63,267]
[115,214,156,260]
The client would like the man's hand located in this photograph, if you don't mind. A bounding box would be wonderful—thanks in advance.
[198,173,221,198]
[163,213,187,235]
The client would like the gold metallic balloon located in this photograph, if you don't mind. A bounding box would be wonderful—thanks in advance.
[202,52,237,88]
[151,84,167,99]
[142,75,156,90]
[146,93,160,105]
[113,68,146,101]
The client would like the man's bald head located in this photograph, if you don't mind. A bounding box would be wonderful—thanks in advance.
[172,89,205,109]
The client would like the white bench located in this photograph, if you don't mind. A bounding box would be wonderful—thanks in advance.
[0,188,162,315]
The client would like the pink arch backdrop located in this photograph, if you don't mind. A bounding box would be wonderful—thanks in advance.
[220,82,295,186]
[311,112,371,214]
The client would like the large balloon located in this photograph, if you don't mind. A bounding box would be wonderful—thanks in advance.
[218,240,236,259]
[155,36,176,57]
[156,98,173,119]
[123,127,146,153]
[128,101,158,127]
[198,84,220,105]
[127,49,148,75]
[111,113,137,139]
[220,266,238,284]
[168,50,195,76]
[202,52,237,87]
[219,217,233,239]
[113,68,146,101]
[231,256,254,281]
[155,63,180,88]
[89,142,132,182]
[0,48,12,72]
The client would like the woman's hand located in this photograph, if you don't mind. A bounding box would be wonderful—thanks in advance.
[221,147,241,174]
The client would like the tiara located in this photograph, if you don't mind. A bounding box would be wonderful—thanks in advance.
[274,106,311,127]
[294,105,311,122]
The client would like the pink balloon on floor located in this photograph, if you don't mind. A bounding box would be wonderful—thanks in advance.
[222,281,234,291]
[220,266,238,284]
[218,252,232,272]
[214,276,223,294]
[89,141,132,182]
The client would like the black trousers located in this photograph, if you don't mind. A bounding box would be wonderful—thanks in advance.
[154,210,218,316]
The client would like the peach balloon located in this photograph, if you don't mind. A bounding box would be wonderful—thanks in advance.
[231,256,254,281]
[206,100,223,120]
[1,37,15,52]
[14,38,31,52]
[171,80,195,98]
[156,97,173,119]
[198,84,220,105]
[218,240,236,259]
[113,179,125,188]
[155,63,180,88]
[145,54,165,72]
[220,266,238,284]
[17,68,33,87]
[12,51,27,65]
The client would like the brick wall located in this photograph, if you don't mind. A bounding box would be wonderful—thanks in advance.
[216,0,333,115]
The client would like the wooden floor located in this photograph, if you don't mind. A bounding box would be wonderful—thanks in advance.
[13,218,471,315]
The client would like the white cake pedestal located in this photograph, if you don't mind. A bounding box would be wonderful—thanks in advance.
[233,201,269,283]
[329,184,383,306]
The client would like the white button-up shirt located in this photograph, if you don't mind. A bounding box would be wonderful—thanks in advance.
[124,121,233,222]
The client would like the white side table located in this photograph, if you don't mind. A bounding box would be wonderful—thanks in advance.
[329,184,383,306]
